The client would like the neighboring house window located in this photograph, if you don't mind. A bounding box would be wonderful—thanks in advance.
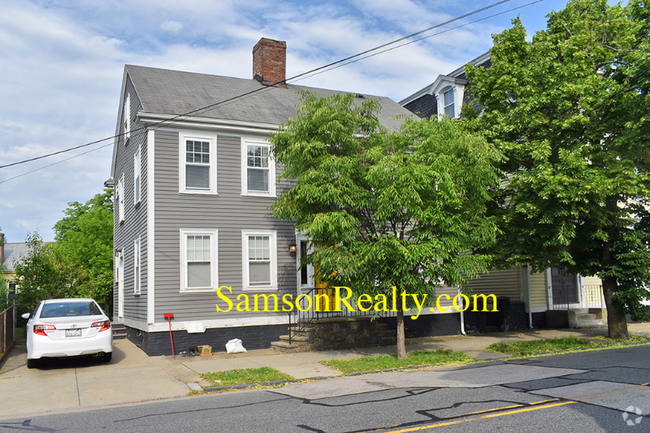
[241,139,275,196]
[242,230,277,290]
[117,174,125,223]
[180,229,218,291]
[123,93,131,143]
[134,147,141,204]
[179,133,217,194]
[443,89,455,118]
[134,237,141,295]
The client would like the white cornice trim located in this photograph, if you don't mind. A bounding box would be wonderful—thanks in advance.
[147,129,155,325]
[138,113,281,135]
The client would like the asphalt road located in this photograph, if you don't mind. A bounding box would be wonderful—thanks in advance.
[1,345,649,432]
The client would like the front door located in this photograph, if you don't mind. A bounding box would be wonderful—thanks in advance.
[551,267,578,307]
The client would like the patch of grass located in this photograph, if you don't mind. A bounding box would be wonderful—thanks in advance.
[486,337,600,356]
[200,367,294,387]
[322,349,471,374]
[592,334,650,345]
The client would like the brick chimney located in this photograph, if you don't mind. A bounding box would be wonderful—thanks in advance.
[0,233,4,266]
[253,38,287,88]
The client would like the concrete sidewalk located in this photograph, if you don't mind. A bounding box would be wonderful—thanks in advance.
[1,323,649,419]
[170,325,650,386]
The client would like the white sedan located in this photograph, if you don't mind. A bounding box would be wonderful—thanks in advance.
[23,298,113,368]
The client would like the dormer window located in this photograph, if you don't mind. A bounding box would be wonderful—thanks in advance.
[443,89,455,118]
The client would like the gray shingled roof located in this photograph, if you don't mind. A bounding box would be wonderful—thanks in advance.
[126,65,412,131]
[1,242,29,272]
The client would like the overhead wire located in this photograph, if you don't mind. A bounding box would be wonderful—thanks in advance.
[0,0,517,177]
[293,0,545,82]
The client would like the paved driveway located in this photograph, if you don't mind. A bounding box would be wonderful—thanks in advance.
[0,340,191,419]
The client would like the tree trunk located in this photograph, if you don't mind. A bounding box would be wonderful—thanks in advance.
[602,276,629,340]
[396,308,407,359]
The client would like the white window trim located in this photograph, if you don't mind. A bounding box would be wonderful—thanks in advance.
[180,229,219,292]
[134,237,141,296]
[124,93,131,144]
[118,174,125,223]
[116,249,124,320]
[431,76,465,120]
[114,251,121,283]
[134,146,141,205]
[179,132,218,195]
[296,231,315,292]
[242,230,277,291]
[241,138,276,197]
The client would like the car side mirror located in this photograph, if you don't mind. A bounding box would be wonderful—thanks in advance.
[21,313,30,320]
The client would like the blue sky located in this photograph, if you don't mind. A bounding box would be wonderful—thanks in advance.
[0,0,571,243]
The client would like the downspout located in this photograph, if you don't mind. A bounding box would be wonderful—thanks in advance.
[459,288,466,335]
[526,264,533,328]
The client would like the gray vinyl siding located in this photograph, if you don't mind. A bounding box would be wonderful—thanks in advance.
[113,74,148,323]
[153,130,296,324]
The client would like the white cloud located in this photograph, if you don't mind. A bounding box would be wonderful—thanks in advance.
[0,0,571,243]
[160,20,183,33]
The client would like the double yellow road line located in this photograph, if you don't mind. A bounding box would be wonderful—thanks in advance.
[377,399,576,432]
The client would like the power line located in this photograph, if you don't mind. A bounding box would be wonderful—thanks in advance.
[294,0,545,81]
[0,142,114,185]
[0,0,516,175]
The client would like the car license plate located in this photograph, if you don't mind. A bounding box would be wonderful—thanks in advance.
[65,329,82,337]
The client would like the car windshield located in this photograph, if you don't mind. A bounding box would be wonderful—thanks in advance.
[39,301,102,318]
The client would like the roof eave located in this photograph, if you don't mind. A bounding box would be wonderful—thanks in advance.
[137,113,282,136]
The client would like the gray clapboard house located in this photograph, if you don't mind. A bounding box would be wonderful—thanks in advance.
[108,38,414,355]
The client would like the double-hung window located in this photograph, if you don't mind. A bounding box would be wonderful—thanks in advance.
[134,237,141,295]
[180,133,217,194]
[242,230,277,290]
[134,147,141,204]
[117,174,125,223]
[241,139,275,196]
[123,93,131,144]
[443,89,455,118]
[180,229,218,292]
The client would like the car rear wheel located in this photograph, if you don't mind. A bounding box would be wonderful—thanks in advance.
[99,352,112,363]
[26,359,39,369]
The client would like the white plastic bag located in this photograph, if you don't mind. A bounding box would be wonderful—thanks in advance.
[225,338,247,354]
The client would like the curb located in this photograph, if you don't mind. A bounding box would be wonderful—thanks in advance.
[195,339,650,393]
[199,361,479,393]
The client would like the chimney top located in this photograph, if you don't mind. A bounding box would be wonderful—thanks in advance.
[253,38,287,88]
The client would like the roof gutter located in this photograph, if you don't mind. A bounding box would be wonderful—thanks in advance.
[137,113,282,135]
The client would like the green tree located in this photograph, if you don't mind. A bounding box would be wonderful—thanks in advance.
[271,92,500,358]
[14,232,77,316]
[53,189,114,314]
[464,0,650,339]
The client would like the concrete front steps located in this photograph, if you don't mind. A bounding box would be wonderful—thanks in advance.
[112,322,128,340]
[570,308,607,328]
[271,324,315,353]
[271,317,396,353]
